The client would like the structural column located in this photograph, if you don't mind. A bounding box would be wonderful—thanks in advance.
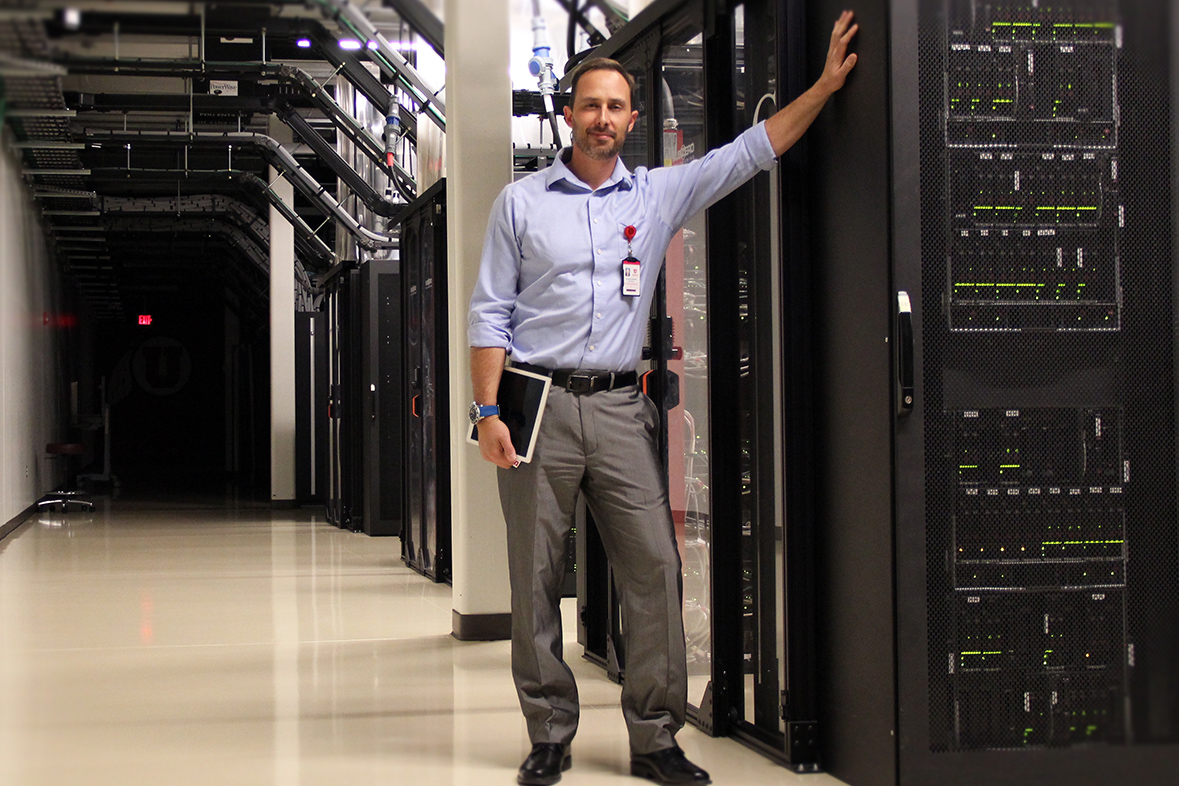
[445,0,512,640]
[269,117,297,506]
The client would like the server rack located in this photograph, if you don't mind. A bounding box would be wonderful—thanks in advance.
[814,0,1179,784]
[322,257,403,536]
[324,263,364,530]
[399,180,451,582]
[360,258,403,537]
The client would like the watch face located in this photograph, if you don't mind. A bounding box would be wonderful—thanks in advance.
[468,401,481,425]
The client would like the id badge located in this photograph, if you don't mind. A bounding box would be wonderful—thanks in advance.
[622,256,641,297]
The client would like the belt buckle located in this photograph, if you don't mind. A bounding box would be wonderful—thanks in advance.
[566,372,594,394]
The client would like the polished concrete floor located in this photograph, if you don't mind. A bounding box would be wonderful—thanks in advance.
[0,492,845,786]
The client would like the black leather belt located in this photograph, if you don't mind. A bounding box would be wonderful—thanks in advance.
[514,362,638,394]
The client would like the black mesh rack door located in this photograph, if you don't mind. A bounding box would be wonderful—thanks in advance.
[907,0,1178,781]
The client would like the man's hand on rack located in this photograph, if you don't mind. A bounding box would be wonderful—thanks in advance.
[764,10,859,157]
[818,10,859,96]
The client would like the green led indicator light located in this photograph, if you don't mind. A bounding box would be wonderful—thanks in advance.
[1042,540,1124,545]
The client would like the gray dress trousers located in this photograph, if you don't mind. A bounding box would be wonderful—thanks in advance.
[497,381,687,755]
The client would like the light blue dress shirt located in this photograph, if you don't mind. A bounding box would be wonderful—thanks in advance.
[468,121,777,372]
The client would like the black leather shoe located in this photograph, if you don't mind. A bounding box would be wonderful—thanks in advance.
[630,746,711,784]
[517,743,572,785]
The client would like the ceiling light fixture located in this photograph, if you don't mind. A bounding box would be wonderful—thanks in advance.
[13,141,85,150]
[6,108,75,118]
[23,168,91,176]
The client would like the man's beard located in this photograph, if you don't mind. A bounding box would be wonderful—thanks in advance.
[573,123,626,161]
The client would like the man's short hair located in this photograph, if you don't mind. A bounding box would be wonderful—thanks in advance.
[568,58,637,106]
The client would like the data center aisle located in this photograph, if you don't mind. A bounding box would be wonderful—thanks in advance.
[0,496,842,786]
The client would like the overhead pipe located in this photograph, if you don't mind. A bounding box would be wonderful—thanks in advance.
[50,9,437,140]
[557,0,611,62]
[230,130,401,249]
[232,173,340,262]
[308,0,445,130]
[382,0,444,58]
[101,192,335,268]
[58,55,416,144]
[384,99,402,171]
[275,63,419,182]
[83,129,400,250]
[528,1,563,147]
[61,3,442,132]
[58,57,418,185]
[96,168,337,266]
[90,163,390,258]
[274,98,411,210]
[99,193,319,293]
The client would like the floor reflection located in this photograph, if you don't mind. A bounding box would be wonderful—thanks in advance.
[0,494,842,786]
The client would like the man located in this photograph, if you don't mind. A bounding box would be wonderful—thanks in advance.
[469,11,858,785]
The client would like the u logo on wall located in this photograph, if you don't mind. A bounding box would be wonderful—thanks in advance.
[131,337,192,396]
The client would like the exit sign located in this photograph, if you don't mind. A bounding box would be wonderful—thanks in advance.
[138,315,152,326]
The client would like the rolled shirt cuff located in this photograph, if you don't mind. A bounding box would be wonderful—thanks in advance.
[752,120,779,169]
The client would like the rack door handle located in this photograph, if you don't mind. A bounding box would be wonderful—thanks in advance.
[897,291,915,416]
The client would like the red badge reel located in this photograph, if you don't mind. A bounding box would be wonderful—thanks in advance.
[622,225,640,297]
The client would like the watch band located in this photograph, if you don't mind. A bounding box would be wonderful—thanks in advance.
[469,402,500,425]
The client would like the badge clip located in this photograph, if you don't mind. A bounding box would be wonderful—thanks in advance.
[622,225,640,297]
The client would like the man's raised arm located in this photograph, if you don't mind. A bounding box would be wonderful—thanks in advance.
[764,10,859,158]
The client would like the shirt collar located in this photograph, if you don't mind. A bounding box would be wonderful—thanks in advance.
[545,147,634,193]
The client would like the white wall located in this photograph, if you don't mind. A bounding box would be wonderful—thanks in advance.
[0,138,63,524]
[268,118,297,505]
[445,0,513,631]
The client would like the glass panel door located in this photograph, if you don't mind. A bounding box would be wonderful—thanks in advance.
[659,22,713,712]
